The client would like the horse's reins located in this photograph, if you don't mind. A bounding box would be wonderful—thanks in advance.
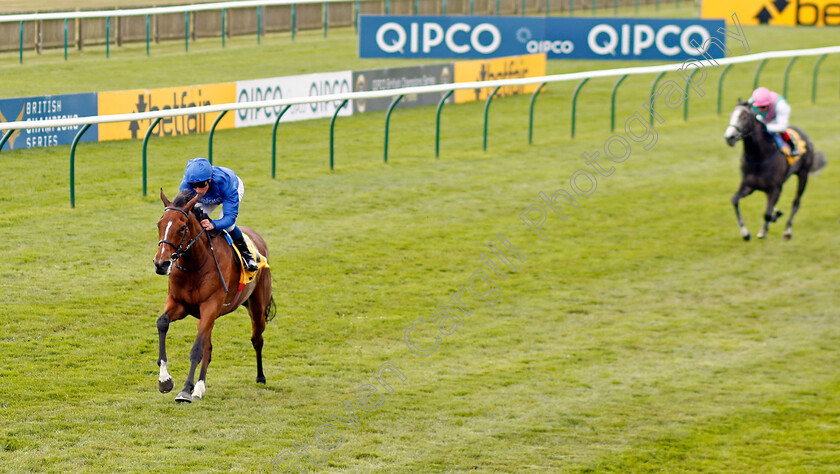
[159,206,229,293]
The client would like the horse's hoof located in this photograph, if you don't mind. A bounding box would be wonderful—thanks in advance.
[757,232,767,239]
[175,391,192,403]
[783,231,793,240]
[256,376,266,384]
[742,233,751,241]
[159,378,174,393]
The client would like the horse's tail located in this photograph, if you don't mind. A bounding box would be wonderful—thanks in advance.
[265,296,276,324]
[810,150,827,176]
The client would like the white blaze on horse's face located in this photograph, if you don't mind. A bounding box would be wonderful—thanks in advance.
[724,107,746,139]
[163,221,173,242]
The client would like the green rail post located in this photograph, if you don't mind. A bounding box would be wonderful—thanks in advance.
[571,78,589,138]
[522,0,526,15]
[470,0,474,16]
[570,0,574,15]
[610,74,627,132]
[415,0,419,14]
[614,0,618,14]
[528,83,546,144]
[271,105,292,179]
[387,0,391,14]
[812,53,827,103]
[649,71,666,125]
[444,0,448,14]
[106,17,110,58]
[142,117,163,196]
[258,6,262,43]
[146,14,150,55]
[635,0,639,12]
[355,0,359,32]
[435,90,454,158]
[483,86,501,151]
[64,19,68,61]
[783,56,797,99]
[330,99,349,170]
[546,0,550,16]
[497,0,501,14]
[717,63,733,115]
[0,129,16,152]
[683,68,699,121]
[292,5,296,41]
[592,0,596,14]
[185,12,189,52]
[19,21,23,64]
[753,58,766,90]
[384,95,404,164]
[69,124,92,209]
[324,3,328,38]
[208,110,229,164]
[222,9,226,47]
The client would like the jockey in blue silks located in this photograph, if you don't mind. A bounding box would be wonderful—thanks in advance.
[749,86,801,157]
[179,157,258,271]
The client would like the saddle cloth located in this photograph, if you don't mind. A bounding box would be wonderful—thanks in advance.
[223,232,269,286]
[782,128,807,165]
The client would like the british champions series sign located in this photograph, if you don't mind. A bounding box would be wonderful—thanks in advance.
[358,16,727,61]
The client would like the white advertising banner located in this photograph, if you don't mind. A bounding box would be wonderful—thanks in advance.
[235,71,353,127]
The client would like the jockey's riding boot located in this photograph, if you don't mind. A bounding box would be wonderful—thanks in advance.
[788,140,801,156]
[233,236,259,272]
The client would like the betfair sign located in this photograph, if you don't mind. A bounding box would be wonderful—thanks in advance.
[703,0,840,26]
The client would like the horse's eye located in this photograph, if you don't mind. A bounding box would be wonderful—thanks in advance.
[181,226,188,233]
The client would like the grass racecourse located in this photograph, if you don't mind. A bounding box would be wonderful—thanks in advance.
[1,4,840,472]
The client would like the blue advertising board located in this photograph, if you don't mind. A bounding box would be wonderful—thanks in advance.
[359,16,727,61]
[0,93,98,151]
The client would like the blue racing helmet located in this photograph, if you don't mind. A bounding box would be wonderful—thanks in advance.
[183,157,212,183]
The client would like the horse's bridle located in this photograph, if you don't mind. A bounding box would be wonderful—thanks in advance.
[158,206,207,269]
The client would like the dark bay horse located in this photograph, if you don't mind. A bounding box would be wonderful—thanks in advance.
[724,101,826,240]
[153,189,274,402]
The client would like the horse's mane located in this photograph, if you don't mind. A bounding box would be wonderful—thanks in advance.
[172,189,209,222]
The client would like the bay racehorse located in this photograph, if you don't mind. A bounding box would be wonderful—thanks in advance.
[153,189,274,402]
[724,100,826,240]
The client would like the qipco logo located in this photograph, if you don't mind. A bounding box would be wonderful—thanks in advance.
[587,23,711,57]
[526,40,574,55]
[375,22,502,55]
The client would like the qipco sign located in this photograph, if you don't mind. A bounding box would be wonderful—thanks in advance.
[370,20,502,57]
[587,24,712,57]
[359,15,726,61]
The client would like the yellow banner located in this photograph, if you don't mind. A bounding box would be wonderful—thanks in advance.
[702,0,840,26]
[97,84,236,141]
[453,54,547,104]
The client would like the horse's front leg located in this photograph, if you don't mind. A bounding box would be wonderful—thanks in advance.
[158,300,187,393]
[758,188,782,239]
[732,184,754,240]
[783,173,809,240]
[175,298,222,403]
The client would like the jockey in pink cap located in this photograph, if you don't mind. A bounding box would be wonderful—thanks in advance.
[749,87,800,156]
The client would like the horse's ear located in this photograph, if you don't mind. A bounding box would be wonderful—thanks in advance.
[183,193,200,213]
[736,97,745,106]
[160,188,172,207]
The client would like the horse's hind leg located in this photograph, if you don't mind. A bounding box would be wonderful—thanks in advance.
[783,172,809,240]
[248,271,272,384]
[732,184,754,240]
[758,188,782,239]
